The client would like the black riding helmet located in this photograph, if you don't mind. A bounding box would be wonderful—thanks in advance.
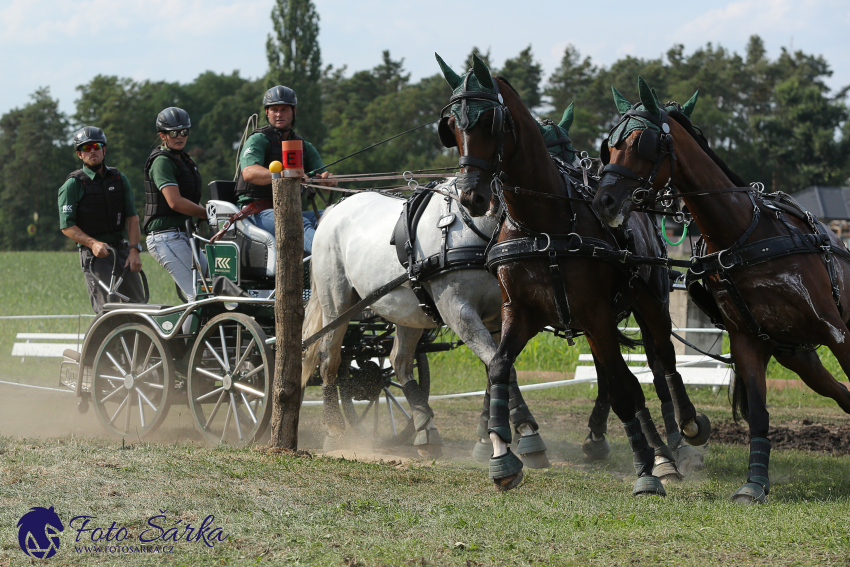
[156,107,191,132]
[73,126,107,150]
[263,86,297,107]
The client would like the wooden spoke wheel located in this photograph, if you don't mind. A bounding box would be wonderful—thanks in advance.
[338,352,430,446]
[91,323,175,438]
[187,313,272,446]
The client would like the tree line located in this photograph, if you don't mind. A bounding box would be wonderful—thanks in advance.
[1,0,847,251]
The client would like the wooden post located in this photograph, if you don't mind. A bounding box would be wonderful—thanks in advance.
[270,176,304,449]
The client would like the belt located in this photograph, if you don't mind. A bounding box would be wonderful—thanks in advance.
[148,227,185,236]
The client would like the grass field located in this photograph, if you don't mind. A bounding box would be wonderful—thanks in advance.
[1,252,850,565]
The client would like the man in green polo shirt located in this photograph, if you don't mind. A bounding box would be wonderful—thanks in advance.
[58,126,146,313]
[234,85,334,254]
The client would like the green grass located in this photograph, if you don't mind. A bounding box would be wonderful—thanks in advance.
[2,253,850,565]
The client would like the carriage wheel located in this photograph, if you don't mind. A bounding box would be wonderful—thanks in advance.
[91,323,174,439]
[187,312,272,446]
[338,352,430,447]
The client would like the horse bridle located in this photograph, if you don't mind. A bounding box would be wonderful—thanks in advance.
[438,71,514,197]
[599,104,677,208]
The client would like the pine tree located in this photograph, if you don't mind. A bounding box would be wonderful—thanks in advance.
[500,46,543,110]
[266,0,324,147]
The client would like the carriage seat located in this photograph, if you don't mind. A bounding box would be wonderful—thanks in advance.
[206,181,275,279]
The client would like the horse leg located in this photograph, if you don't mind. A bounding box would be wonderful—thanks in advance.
[487,312,537,491]
[633,298,711,447]
[774,349,850,413]
[581,354,612,460]
[455,302,551,467]
[585,328,665,497]
[472,362,494,463]
[728,332,773,504]
[389,325,441,458]
[318,326,349,450]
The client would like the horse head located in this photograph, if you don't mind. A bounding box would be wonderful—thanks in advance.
[592,77,699,227]
[435,53,524,217]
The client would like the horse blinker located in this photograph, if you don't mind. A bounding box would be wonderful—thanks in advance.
[637,129,659,162]
[439,117,457,148]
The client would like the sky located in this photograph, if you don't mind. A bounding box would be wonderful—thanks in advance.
[1,0,849,119]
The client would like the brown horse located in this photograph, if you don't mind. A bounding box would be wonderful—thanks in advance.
[592,77,850,503]
[436,53,710,494]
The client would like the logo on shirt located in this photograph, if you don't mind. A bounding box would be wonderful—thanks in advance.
[62,205,73,213]
[242,148,255,157]
[108,186,116,191]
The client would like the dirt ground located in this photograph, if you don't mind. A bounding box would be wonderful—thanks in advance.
[2,380,850,463]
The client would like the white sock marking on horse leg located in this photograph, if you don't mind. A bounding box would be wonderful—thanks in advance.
[517,423,535,437]
[490,432,508,457]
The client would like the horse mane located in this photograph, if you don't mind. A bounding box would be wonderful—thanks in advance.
[668,110,748,188]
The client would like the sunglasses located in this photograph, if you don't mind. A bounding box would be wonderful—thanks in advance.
[79,142,104,153]
[166,129,190,138]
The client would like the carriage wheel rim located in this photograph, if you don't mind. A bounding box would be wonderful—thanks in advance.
[187,313,272,446]
[91,324,173,438]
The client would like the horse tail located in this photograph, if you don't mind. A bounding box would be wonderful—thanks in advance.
[730,366,749,423]
[301,278,323,389]
[617,330,642,350]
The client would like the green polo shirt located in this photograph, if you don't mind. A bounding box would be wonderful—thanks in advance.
[145,147,198,233]
[58,164,137,246]
[237,130,326,211]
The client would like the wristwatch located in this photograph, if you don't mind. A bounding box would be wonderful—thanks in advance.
[130,243,143,252]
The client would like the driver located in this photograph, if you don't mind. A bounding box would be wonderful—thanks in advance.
[58,127,146,314]
[234,85,335,254]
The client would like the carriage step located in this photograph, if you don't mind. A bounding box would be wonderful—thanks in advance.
[63,349,81,362]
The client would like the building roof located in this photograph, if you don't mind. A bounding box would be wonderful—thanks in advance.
[793,186,850,221]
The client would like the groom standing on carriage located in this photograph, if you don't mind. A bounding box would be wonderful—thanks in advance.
[235,85,335,255]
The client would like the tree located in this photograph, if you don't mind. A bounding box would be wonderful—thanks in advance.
[0,88,75,250]
[500,46,543,110]
[266,0,324,147]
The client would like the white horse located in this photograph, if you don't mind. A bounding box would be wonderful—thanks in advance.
[301,181,550,464]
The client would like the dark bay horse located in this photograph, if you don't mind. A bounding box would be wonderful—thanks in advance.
[436,53,710,494]
[592,77,850,503]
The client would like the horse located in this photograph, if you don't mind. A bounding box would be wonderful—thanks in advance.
[435,53,710,494]
[592,77,850,503]
[301,181,552,466]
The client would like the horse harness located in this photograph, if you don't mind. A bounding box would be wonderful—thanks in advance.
[686,190,850,347]
[390,181,492,324]
[601,104,850,348]
[486,160,679,342]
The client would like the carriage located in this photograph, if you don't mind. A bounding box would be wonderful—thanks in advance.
[57,180,446,447]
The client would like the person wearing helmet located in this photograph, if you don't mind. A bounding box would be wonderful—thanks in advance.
[58,126,146,313]
[142,107,208,302]
[234,85,334,254]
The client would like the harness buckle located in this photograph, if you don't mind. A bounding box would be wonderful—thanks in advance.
[537,233,551,252]
[717,249,736,271]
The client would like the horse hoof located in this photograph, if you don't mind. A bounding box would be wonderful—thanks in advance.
[493,469,524,492]
[731,482,767,504]
[633,475,666,497]
[652,457,682,484]
[673,444,705,474]
[417,444,443,459]
[414,428,443,447]
[489,449,523,481]
[520,450,551,469]
[471,439,491,463]
[581,434,611,461]
[682,413,711,446]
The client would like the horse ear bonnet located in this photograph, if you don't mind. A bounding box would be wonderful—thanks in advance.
[438,117,457,148]
[637,129,659,162]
